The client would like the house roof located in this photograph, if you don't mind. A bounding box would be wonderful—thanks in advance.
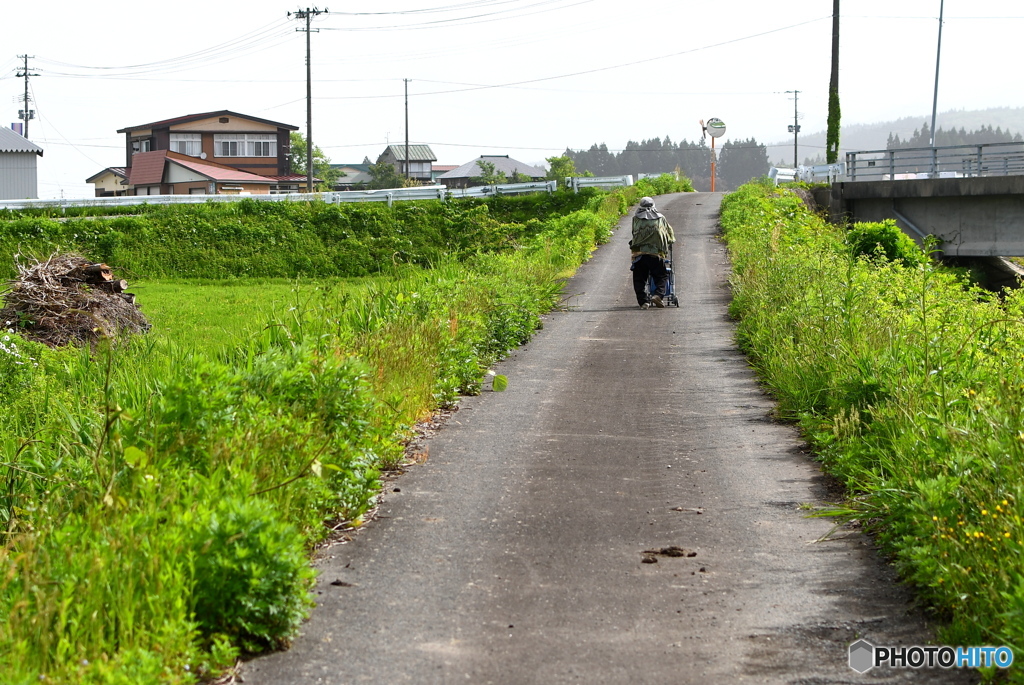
[117,110,298,134]
[85,167,128,184]
[432,165,458,173]
[168,153,274,184]
[381,144,437,162]
[129,150,274,186]
[330,163,373,185]
[438,155,545,180]
[129,151,170,186]
[0,126,43,155]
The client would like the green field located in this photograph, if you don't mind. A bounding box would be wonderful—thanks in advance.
[138,279,356,352]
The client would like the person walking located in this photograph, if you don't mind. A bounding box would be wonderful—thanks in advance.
[629,196,675,309]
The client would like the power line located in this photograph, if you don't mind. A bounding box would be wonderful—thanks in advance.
[36,19,293,74]
[320,0,593,31]
[309,16,830,101]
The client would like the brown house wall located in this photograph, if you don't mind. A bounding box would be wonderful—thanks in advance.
[123,117,296,175]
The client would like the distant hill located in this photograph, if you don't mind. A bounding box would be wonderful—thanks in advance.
[766,107,1024,166]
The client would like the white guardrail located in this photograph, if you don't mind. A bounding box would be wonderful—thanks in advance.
[566,175,633,192]
[768,162,846,185]
[0,180,564,212]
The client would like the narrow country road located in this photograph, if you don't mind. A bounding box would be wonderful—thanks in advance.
[244,193,975,684]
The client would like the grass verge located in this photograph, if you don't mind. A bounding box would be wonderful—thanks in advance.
[721,179,1024,681]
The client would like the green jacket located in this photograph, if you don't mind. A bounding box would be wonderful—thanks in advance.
[630,216,675,257]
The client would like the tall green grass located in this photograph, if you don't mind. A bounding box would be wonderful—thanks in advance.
[0,174,691,683]
[722,180,1024,680]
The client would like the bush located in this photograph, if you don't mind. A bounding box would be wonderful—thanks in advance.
[186,492,315,652]
[846,219,926,266]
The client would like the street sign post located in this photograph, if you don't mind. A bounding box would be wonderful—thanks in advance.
[702,118,726,192]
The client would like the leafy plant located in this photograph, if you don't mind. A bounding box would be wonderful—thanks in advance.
[186,491,316,652]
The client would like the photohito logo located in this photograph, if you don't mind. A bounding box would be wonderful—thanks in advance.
[849,639,1014,673]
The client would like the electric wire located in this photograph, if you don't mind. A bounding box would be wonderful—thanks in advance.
[311,16,831,100]
[36,18,293,73]
[320,0,594,31]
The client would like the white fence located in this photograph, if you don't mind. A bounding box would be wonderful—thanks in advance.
[0,180,561,212]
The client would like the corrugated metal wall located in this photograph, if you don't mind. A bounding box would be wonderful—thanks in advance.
[0,152,39,199]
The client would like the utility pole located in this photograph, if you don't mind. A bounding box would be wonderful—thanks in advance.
[404,79,410,181]
[826,0,841,163]
[290,7,328,193]
[16,55,38,140]
[786,90,801,168]
[929,0,945,148]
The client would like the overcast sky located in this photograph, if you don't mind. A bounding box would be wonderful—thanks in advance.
[2,0,1022,199]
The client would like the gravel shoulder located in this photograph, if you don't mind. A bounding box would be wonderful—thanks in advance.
[243,192,976,684]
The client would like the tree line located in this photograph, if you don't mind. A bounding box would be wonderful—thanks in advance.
[563,136,771,192]
[887,122,1023,149]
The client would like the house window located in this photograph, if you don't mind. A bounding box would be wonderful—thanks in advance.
[131,138,152,155]
[214,133,276,158]
[169,133,202,157]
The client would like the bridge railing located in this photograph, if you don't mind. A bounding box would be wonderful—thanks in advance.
[846,141,1024,181]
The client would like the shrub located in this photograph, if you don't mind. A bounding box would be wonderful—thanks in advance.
[186,491,315,652]
[846,219,926,266]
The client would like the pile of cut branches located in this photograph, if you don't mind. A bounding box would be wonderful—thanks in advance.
[0,252,149,347]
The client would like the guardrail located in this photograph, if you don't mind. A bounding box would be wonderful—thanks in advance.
[446,180,558,199]
[323,186,448,206]
[566,175,633,192]
[0,180,560,212]
[768,162,845,185]
[845,141,1024,181]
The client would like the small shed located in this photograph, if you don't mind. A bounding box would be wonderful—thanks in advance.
[437,155,546,189]
[0,126,43,200]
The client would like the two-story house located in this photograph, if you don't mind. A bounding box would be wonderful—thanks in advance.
[88,110,305,196]
[376,144,437,183]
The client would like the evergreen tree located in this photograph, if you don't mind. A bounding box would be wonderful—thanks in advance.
[718,138,770,191]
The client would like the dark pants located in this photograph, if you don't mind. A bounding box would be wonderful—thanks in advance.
[631,254,668,305]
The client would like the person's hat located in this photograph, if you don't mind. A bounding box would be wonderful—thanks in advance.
[639,196,655,207]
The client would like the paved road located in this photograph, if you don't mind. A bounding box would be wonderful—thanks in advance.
[245,193,974,684]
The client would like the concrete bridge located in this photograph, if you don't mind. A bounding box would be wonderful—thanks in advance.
[828,175,1024,256]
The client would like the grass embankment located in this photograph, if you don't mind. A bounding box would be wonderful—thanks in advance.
[0,174,690,684]
[722,180,1024,680]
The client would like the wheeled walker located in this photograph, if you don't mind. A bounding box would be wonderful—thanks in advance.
[646,244,679,307]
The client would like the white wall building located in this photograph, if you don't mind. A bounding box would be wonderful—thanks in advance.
[0,126,43,200]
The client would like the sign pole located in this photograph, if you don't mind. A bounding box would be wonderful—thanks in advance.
[701,118,726,193]
[710,136,716,192]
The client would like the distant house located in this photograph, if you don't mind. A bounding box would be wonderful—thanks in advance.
[329,162,373,190]
[128,150,276,195]
[376,144,437,183]
[437,155,546,189]
[431,165,457,183]
[86,167,129,197]
[0,126,43,200]
[93,110,300,196]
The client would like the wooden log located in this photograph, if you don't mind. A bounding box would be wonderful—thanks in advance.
[98,279,129,293]
[119,293,136,305]
[82,264,114,282]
